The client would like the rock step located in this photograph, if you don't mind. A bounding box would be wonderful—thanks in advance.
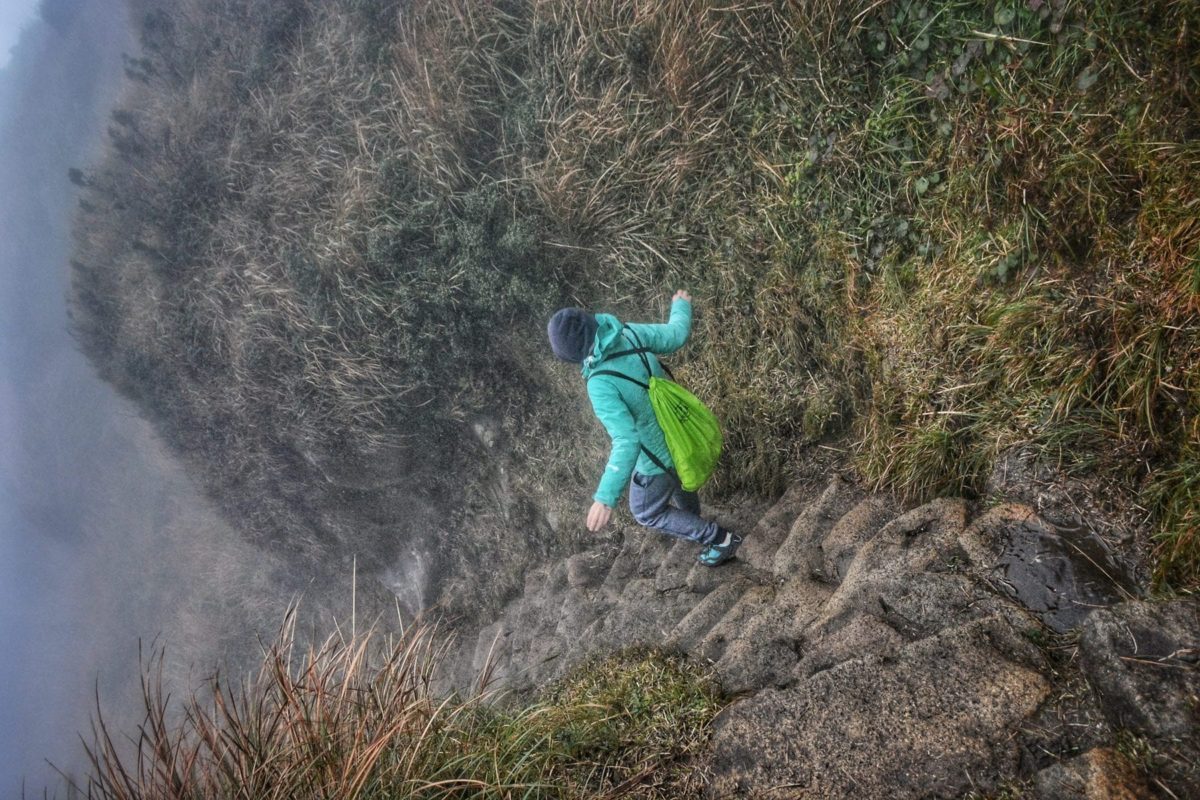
[769,476,861,580]
[454,483,976,701]
[665,579,750,651]
[813,497,968,630]
[598,531,643,601]
[695,584,778,666]
[713,575,836,693]
[735,480,826,575]
[432,475,1200,800]
[818,494,898,584]
[454,476,882,695]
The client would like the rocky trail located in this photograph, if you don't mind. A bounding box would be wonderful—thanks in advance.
[435,474,1199,798]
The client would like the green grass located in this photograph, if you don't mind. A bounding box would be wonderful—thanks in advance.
[80,614,722,799]
[71,0,1200,596]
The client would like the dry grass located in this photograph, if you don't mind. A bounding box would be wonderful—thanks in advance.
[71,0,1200,599]
[77,612,721,799]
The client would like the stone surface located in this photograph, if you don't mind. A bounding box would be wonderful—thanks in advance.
[962,504,1140,632]
[708,617,1051,799]
[772,477,856,580]
[667,580,749,651]
[599,531,643,599]
[654,538,696,592]
[738,481,824,573]
[713,605,801,693]
[590,578,697,656]
[1079,597,1200,742]
[696,584,777,665]
[433,473,1192,798]
[819,495,897,583]
[817,497,968,626]
[1032,748,1151,800]
[684,557,759,594]
[793,612,904,679]
[566,546,616,589]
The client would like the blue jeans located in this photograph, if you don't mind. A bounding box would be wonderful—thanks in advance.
[628,471,721,546]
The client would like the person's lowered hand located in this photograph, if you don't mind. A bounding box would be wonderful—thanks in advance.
[586,501,613,532]
[672,289,692,303]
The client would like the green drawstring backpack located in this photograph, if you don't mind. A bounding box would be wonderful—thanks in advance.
[588,326,722,492]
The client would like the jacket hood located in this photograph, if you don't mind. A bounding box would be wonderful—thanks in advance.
[582,313,623,372]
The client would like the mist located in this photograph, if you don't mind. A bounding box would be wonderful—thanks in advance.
[0,2,358,793]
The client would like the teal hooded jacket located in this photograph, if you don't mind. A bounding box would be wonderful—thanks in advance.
[581,298,693,507]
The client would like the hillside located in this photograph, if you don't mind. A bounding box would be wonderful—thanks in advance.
[65,1,1199,793]
[70,0,1198,610]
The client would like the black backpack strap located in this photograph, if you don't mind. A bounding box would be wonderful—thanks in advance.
[623,326,654,379]
[587,360,679,486]
[638,443,672,474]
[588,369,649,390]
[604,347,649,360]
[623,326,676,382]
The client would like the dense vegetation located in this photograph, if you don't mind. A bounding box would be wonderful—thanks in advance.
[82,618,721,799]
[71,0,1199,609]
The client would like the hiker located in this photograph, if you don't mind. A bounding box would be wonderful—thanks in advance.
[547,291,742,567]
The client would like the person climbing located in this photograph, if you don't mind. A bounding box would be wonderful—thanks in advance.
[547,291,742,566]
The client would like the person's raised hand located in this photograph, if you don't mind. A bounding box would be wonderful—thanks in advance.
[586,501,613,532]
[672,289,692,303]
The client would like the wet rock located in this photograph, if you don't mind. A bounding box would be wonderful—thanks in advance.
[1032,748,1151,800]
[1079,597,1200,742]
[962,504,1139,632]
[708,616,1051,799]
[984,446,1152,586]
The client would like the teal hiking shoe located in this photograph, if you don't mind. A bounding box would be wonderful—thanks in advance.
[698,530,742,567]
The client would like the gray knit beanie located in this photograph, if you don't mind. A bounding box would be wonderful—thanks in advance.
[547,307,598,363]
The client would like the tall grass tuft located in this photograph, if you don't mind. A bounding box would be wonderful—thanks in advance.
[80,612,721,799]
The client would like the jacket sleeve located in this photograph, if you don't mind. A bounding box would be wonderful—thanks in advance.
[587,377,640,507]
[624,297,692,355]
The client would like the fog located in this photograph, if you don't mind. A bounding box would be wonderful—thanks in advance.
[0,2,348,793]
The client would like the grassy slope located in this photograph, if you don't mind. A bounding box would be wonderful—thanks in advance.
[83,618,722,799]
[524,0,1199,588]
[71,0,1198,598]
